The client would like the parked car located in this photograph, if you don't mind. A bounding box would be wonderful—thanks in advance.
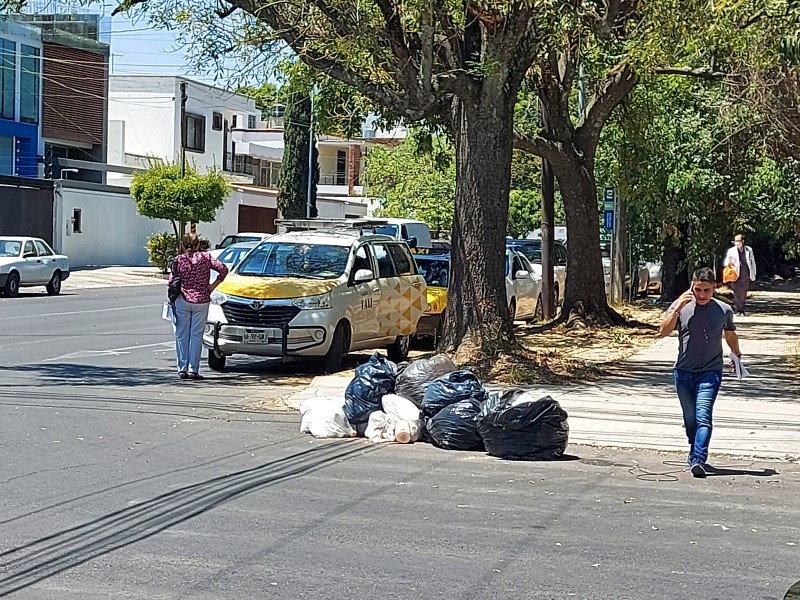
[277,218,433,249]
[411,249,451,342]
[647,261,663,295]
[210,241,259,284]
[506,249,543,321]
[506,238,567,306]
[213,232,272,255]
[600,243,649,299]
[204,231,427,372]
[0,237,70,297]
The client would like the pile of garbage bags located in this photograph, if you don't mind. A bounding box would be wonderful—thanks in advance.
[299,352,569,460]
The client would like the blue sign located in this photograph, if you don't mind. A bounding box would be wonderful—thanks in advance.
[604,209,614,231]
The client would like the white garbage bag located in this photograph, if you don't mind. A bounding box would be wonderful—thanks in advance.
[299,396,356,438]
[365,410,397,443]
[382,394,422,443]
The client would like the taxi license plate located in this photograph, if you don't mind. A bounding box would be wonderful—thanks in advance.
[243,330,279,344]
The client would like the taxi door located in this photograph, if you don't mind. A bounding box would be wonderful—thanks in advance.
[374,242,426,338]
[349,244,381,342]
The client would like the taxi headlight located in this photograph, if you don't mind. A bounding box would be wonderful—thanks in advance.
[210,291,228,305]
[293,293,332,310]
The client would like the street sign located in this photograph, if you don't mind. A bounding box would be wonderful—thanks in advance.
[603,187,615,211]
[604,209,614,231]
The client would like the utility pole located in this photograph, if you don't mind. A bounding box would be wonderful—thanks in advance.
[540,103,555,320]
[179,81,193,234]
[306,86,316,219]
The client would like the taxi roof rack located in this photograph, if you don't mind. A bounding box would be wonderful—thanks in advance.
[276,218,405,240]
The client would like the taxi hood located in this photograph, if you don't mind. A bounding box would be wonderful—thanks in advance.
[217,274,340,300]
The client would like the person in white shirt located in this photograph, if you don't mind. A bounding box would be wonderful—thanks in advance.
[724,233,757,315]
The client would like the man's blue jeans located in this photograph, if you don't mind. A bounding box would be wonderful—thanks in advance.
[673,369,723,465]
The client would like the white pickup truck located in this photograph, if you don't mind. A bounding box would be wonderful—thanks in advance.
[0,237,70,297]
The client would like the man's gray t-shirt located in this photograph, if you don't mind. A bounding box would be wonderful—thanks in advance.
[667,298,736,373]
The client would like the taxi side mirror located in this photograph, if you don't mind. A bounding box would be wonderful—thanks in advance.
[514,270,530,280]
[354,269,374,283]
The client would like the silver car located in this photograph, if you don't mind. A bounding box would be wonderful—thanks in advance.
[0,237,70,297]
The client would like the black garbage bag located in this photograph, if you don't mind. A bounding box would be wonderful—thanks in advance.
[421,370,486,419]
[395,354,457,407]
[477,390,569,460]
[343,352,398,424]
[426,398,484,451]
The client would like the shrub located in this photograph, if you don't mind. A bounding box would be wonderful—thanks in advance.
[147,232,179,273]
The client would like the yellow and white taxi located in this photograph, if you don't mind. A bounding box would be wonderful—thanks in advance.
[203,231,427,372]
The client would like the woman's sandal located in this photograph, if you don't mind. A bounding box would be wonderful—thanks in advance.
[188,373,204,380]
[179,372,189,380]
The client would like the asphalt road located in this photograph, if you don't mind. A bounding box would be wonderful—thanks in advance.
[1,286,799,599]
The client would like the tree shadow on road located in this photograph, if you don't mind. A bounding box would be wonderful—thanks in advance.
[0,442,379,597]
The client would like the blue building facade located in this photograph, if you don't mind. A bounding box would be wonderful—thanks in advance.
[0,20,43,178]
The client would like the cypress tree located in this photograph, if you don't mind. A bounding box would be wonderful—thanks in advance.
[278,91,319,218]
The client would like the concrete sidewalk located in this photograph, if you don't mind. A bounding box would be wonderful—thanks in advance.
[285,284,800,460]
[63,266,164,290]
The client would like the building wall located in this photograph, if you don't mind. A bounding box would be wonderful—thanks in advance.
[55,184,171,267]
[0,21,43,178]
[42,41,107,148]
[109,76,259,175]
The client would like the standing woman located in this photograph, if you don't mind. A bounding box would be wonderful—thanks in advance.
[170,233,228,380]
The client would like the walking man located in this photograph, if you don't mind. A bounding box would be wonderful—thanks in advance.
[724,233,757,315]
[659,267,742,478]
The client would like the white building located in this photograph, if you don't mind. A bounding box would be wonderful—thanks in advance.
[107,75,260,178]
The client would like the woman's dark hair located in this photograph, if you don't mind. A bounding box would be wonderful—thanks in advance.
[692,266,716,283]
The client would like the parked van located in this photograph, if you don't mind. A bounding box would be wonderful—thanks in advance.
[277,218,432,249]
[204,230,427,372]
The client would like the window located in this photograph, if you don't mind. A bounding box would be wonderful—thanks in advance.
[35,240,53,256]
[72,209,82,234]
[336,150,347,185]
[352,245,372,274]
[0,135,13,175]
[417,258,449,288]
[512,256,525,277]
[372,244,397,278]
[248,114,257,129]
[555,244,567,266]
[23,240,35,257]
[184,114,206,152]
[232,115,238,128]
[387,244,414,275]
[212,112,223,131]
[19,45,40,124]
[0,39,15,120]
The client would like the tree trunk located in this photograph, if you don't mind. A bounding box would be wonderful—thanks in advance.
[440,92,516,360]
[554,157,624,326]
[661,234,689,304]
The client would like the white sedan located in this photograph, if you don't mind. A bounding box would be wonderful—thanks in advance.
[0,237,70,297]
[506,250,543,321]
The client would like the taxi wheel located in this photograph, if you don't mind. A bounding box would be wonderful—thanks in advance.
[208,351,226,371]
[387,334,410,362]
[323,321,349,373]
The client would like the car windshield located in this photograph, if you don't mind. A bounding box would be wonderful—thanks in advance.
[237,242,350,279]
[370,224,399,238]
[219,245,255,267]
[510,242,542,263]
[416,258,450,287]
[220,235,260,249]
[0,239,22,257]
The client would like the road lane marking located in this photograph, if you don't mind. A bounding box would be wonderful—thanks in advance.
[44,341,174,362]
[0,303,160,322]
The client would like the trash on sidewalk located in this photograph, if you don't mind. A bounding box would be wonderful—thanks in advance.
[426,398,484,451]
[421,370,486,419]
[395,354,457,407]
[343,352,398,424]
[299,394,357,438]
[477,390,569,460]
[298,353,570,460]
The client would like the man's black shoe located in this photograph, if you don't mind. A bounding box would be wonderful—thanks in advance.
[691,463,707,478]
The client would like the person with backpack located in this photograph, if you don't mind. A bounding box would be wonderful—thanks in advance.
[169,233,228,380]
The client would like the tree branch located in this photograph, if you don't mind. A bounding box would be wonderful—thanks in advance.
[512,132,570,166]
[654,66,727,80]
[577,62,638,150]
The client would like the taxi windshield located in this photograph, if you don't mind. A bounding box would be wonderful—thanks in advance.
[416,257,449,288]
[237,242,350,279]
